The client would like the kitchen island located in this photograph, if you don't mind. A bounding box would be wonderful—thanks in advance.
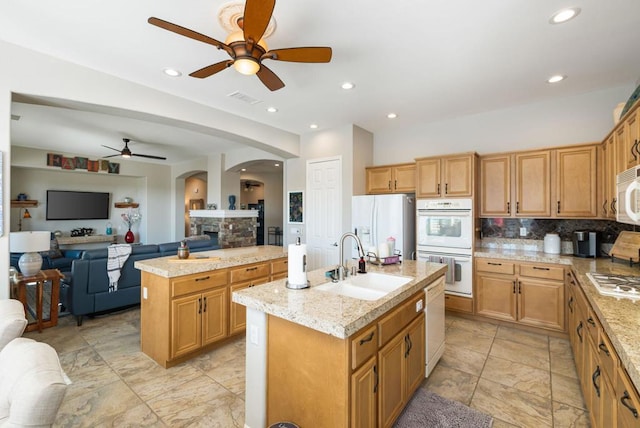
[233,260,446,428]
[135,245,288,367]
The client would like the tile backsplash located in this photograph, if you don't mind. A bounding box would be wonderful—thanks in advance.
[480,218,636,244]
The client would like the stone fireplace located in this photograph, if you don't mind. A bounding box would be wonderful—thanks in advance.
[189,210,258,248]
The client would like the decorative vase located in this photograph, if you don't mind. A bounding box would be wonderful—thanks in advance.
[228,194,236,210]
[125,228,135,244]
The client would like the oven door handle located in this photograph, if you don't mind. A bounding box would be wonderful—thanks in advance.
[417,210,472,217]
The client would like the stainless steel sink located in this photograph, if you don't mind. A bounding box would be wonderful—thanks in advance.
[314,272,413,301]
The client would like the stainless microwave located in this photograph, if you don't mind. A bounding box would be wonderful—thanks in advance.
[617,165,640,225]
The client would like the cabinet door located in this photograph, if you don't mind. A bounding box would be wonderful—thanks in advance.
[229,277,269,335]
[366,167,393,194]
[515,151,551,217]
[404,315,425,398]
[517,277,565,331]
[393,164,416,193]
[627,111,640,168]
[416,159,441,198]
[475,273,517,322]
[378,332,404,428]
[556,145,597,217]
[617,366,640,428]
[202,287,228,346]
[171,294,202,358]
[616,125,629,175]
[601,370,617,428]
[480,154,511,217]
[605,135,618,218]
[351,356,377,428]
[587,336,602,427]
[442,155,473,197]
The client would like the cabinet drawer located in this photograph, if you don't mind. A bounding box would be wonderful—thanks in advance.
[351,324,377,371]
[519,263,564,281]
[444,294,473,313]
[585,308,600,347]
[378,292,424,347]
[271,258,288,275]
[598,331,618,383]
[476,259,515,275]
[617,366,640,426]
[171,270,228,298]
[230,263,270,283]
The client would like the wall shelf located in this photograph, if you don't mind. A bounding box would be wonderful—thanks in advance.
[11,200,38,208]
[114,202,139,208]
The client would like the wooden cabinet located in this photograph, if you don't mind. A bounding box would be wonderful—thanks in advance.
[266,286,431,428]
[475,258,565,332]
[271,258,288,280]
[366,163,415,194]
[229,261,271,335]
[415,153,476,198]
[556,145,598,217]
[480,144,599,218]
[444,294,473,314]
[169,270,228,359]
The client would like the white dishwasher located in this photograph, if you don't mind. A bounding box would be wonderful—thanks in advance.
[425,276,445,377]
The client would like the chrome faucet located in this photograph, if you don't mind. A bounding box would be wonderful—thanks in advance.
[338,232,366,281]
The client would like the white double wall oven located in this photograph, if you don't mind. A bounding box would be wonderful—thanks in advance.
[416,198,474,297]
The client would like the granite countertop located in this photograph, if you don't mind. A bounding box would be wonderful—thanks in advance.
[475,247,640,392]
[233,260,447,339]
[134,245,287,278]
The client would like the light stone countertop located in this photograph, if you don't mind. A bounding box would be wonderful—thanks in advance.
[475,246,640,392]
[233,260,447,339]
[134,245,288,277]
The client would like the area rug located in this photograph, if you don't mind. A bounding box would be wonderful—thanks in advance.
[394,388,493,428]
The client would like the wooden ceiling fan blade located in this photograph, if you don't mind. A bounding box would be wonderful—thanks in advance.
[101,144,122,152]
[132,153,167,160]
[148,17,233,56]
[256,64,285,91]
[189,60,233,78]
[242,0,275,43]
[265,47,332,63]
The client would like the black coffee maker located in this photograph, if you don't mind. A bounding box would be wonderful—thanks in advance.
[573,231,599,258]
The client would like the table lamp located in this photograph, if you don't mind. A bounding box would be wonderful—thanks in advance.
[9,231,51,276]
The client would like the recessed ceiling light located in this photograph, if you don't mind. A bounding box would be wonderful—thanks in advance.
[266,106,278,113]
[310,124,318,129]
[547,74,566,83]
[163,68,182,77]
[241,168,246,172]
[387,113,398,119]
[549,7,581,24]
[341,82,355,90]
[274,163,280,167]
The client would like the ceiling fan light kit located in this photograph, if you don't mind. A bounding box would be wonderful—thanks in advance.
[148,0,332,91]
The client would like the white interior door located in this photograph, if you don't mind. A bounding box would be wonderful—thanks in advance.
[306,157,342,271]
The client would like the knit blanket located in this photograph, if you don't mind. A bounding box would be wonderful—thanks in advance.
[107,244,132,293]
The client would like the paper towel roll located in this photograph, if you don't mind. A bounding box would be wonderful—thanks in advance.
[378,242,390,259]
[287,243,307,287]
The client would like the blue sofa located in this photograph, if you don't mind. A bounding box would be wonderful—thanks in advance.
[61,237,219,326]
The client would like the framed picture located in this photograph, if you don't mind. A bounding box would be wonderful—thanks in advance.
[288,191,303,224]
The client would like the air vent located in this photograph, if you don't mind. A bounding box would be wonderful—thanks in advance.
[227,91,262,105]
[11,114,21,121]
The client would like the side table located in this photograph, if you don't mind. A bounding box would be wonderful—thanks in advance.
[12,269,64,333]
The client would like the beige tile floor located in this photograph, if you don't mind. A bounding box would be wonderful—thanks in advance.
[25,308,590,427]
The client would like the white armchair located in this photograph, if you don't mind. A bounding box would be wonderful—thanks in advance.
[0,299,27,351]
[0,338,68,427]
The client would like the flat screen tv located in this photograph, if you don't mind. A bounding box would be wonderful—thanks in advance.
[46,190,110,220]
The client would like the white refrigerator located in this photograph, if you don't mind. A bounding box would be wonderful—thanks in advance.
[352,194,416,261]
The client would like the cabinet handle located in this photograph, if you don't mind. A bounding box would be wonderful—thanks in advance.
[632,140,639,161]
[612,198,617,214]
[621,391,639,418]
[373,365,379,393]
[577,321,583,343]
[388,180,391,190]
[203,296,207,312]
[587,317,596,327]
[598,342,610,357]
[557,201,561,214]
[603,199,608,215]
[516,201,520,214]
[445,183,448,194]
[198,297,202,314]
[359,332,375,345]
[634,139,640,159]
[507,201,510,214]
[568,296,574,313]
[488,262,502,266]
[195,276,210,282]
[518,281,521,294]
[437,183,440,195]
[533,266,550,271]
[592,366,601,398]
[394,180,397,190]
[512,281,516,294]
[405,334,413,358]
[246,267,258,272]
[404,335,410,358]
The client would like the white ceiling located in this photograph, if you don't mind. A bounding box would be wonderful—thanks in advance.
[3,0,640,165]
